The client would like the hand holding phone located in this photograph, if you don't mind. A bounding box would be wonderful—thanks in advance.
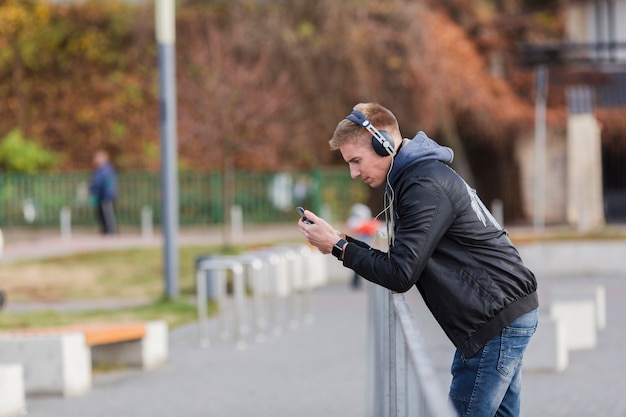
[297,207,314,224]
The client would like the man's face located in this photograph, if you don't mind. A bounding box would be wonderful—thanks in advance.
[340,140,392,188]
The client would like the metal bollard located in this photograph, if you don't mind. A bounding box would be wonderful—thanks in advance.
[195,257,245,349]
[295,244,314,323]
[272,246,300,330]
[247,250,283,336]
[237,253,266,342]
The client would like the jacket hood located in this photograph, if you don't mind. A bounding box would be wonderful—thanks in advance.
[388,131,454,184]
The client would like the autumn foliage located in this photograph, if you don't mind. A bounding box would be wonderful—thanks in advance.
[1,0,545,174]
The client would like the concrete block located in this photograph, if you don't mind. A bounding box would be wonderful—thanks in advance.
[549,300,596,350]
[0,333,91,397]
[91,321,168,370]
[0,364,26,417]
[550,285,606,330]
[523,316,568,372]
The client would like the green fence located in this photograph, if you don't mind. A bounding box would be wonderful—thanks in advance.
[0,169,368,229]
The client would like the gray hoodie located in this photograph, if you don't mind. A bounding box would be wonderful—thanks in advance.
[389,131,455,185]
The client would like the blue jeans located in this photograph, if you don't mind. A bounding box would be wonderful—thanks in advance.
[449,309,538,417]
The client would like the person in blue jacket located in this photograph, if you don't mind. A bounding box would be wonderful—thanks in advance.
[89,150,118,235]
[298,102,538,417]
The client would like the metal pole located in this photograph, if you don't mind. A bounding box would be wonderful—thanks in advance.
[196,269,209,347]
[533,64,548,233]
[156,0,179,298]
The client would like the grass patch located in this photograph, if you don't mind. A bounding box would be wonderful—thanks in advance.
[0,298,217,331]
[0,242,260,329]
[0,244,251,302]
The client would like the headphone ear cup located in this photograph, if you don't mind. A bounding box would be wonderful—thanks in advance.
[372,130,395,157]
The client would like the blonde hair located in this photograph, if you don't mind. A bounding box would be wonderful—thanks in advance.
[329,102,400,150]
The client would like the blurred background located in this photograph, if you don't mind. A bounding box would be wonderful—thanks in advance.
[0,0,624,237]
[1,2,625,416]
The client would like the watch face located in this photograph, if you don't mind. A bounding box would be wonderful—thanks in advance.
[332,239,346,259]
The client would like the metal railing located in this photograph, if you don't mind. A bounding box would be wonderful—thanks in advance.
[194,244,325,350]
[367,283,457,417]
[0,169,367,228]
[194,239,457,415]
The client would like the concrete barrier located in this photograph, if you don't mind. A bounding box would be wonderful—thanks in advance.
[517,241,626,276]
[0,332,91,397]
[549,299,597,351]
[523,316,568,372]
[0,320,169,397]
[549,285,606,331]
[0,364,26,417]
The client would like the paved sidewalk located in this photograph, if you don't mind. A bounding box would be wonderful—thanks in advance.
[19,274,626,417]
[20,284,369,417]
[2,229,626,416]
[404,274,626,417]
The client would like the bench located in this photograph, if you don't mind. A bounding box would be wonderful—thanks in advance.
[0,320,168,397]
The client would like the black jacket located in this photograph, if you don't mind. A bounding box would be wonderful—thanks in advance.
[342,133,538,358]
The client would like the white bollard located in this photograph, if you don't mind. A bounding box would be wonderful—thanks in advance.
[60,207,71,239]
[141,206,153,239]
[231,205,243,240]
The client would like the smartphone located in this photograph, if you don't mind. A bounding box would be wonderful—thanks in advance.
[297,207,314,224]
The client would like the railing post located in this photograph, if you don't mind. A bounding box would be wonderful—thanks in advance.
[367,282,391,417]
[392,293,408,417]
[368,285,457,417]
[389,291,398,417]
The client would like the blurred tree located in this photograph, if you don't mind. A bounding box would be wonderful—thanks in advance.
[0,0,157,171]
[178,3,300,243]
[0,128,60,173]
[0,0,52,136]
[1,0,621,222]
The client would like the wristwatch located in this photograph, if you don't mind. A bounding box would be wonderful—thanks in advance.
[332,239,348,260]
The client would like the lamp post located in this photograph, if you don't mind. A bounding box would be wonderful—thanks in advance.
[156,0,179,298]
[533,64,548,233]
